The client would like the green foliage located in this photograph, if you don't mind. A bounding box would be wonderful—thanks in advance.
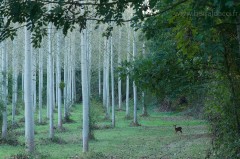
[89,101,102,139]
[59,81,65,91]
[205,83,240,158]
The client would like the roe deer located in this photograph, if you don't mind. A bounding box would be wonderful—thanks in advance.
[174,125,182,133]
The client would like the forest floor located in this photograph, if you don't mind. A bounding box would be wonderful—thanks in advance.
[0,101,212,159]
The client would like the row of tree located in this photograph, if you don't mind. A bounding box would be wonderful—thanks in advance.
[0,17,146,154]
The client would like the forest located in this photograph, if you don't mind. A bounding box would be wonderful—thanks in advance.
[0,0,240,158]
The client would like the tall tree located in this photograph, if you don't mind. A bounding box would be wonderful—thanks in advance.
[132,31,138,125]
[81,26,90,152]
[141,42,148,116]
[111,35,115,127]
[24,26,35,153]
[1,41,7,139]
[48,17,54,139]
[12,39,18,125]
[38,48,43,124]
[56,31,62,129]
[98,37,102,97]
[118,28,122,110]
[125,25,130,118]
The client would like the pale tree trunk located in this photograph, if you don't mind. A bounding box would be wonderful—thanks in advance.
[38,48,43,124]
[57,32,62,129]
[12,40,18,125]
[118,28,122,110]
[98,40,101,97]
[48,20,54,139]
[126,27,130,118]
[103,39,106,107]
[24,26,35,153]
[32,47,37,112]
[53,58,55,108]
[133,31,138,125]
[111,36,115,127]
[1,41,8,139]
[67,38,72,110]
[6,45,8,106]
[47,46,50,119]
[141,42,148,116]
[105,38,110,119]
[64,38,68,120]
[81,27,90,153]
[71,38,76,103]
[88,23,92,98]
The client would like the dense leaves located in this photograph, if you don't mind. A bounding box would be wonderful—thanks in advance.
[118,0,240,157]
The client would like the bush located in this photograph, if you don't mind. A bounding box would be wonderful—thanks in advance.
[89,100,103,140]
[205,84,240,158]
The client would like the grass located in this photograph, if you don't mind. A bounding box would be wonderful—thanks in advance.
[0,101,212,159]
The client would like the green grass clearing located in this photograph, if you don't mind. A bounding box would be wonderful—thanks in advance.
[0,102,211,159]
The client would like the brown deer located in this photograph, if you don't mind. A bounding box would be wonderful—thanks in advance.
[174,125,182,133]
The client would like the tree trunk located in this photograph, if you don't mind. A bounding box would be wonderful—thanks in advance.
[81,27,90,153]
[64,38,68,120]
[32,47,36,112]
[133,31,138,125]
[98,40,102,97]
[1,41,8,139]
[24,26,35,153]
[12,39,18,125]
[106,38,110,119]
[57,32,62,129]
[48,21,54,139]
[126,27,130,118]
[38,48,43,124]
[118,28,122,110]
[111,36,115,127]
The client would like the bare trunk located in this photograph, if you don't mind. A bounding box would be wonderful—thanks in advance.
[48,21,54,139]
[98,41,101,97]
[111,36,115,127]
[1,41,8,139]
[57,32,62,128]
[38,48,43,124]
[133,31,138,125]
[12,40,18,125]
[126,27,130,118]
[118,28,122,110]
[106,38,110,119]
[64,38,68,120]
[81,27,90,153]
[24,26,35,153]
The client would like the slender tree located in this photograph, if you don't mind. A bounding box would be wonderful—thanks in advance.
[24,26,35,153]
[111,35,115,127]
[81,26,90,152]
[98,38,102,97]
[106,38,110,119]
[133,31,138,125]
[118,28,122,110]
[48,17,54,139]
[64,37,68,120]
[38,48,43,124]
[1,41,7,139]
[126,25,130,118]
[56,31,62,129]
[12,39,18,125]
